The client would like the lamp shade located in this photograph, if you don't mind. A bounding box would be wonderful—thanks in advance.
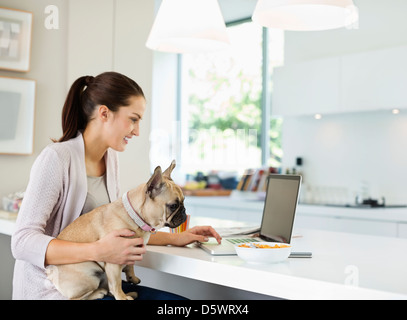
[146,0,230,53]
[252,0,359,31]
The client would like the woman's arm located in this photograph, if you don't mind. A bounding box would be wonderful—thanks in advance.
[45,225,221,266]
[45,239,96,266]
[45,225,222,266]
[44,229,146,266]
[148,226,222,247]
[11,148,64,268]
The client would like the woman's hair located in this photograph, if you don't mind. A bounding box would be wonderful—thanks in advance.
[56,71,145,142]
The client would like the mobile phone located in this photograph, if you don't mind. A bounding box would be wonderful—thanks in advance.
[289,252,312,258]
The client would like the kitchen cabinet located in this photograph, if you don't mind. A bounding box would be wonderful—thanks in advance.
[272,57,341,116]
[294,214,398,237]
[398,223,407,238]
[272,45,407,116]
[341,46,407,111]
[186,199,263,225]
[184,197,407,239]
[297,204,407,238]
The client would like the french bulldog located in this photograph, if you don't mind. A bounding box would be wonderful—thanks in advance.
[46,160,186,300]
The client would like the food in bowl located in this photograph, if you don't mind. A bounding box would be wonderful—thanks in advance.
[238,243,290,249]
[235,242,292,263]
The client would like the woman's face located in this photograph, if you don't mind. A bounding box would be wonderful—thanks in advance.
[105,95,146,152]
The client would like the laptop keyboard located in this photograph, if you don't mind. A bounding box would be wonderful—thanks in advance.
[226,238,257,244]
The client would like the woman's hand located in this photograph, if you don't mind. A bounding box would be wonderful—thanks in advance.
[94,229,146,265]
[171,226,222,247]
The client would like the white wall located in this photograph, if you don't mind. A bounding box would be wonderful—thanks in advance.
[0,0,156,200]
[0,0,68,202]
[280,0,407,205]
[67,0,155,191]
[283,111,407,205]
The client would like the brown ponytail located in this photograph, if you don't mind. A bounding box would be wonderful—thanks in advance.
[56,72,145,142]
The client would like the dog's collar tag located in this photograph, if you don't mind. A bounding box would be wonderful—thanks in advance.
[122,192,156,234]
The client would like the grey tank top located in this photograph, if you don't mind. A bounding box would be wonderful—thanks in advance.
[81,174,111,215]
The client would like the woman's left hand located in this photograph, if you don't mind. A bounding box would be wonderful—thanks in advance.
[172,226,222,247]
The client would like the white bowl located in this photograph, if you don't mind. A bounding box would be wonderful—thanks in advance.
[235,242,292,264]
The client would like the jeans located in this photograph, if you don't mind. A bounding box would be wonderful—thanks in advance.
[99,281,188,300]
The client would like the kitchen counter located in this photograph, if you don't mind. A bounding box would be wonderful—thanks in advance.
[136,227,407,299]
[185,196,407,223]
[1,209,406,299]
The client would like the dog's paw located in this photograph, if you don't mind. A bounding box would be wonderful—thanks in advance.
[127,275,141,285]
[126,291,138,299]
[88,288,108,300]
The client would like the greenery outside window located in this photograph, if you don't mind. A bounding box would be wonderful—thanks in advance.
[179,21,284,176]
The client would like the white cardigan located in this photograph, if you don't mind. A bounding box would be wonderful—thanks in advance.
[11,133,120,299]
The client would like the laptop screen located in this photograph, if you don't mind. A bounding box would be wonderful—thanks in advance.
[259,175,301,244]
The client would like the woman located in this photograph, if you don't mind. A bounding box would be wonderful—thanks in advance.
[11,72,221,300]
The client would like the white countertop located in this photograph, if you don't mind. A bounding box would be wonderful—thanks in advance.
[136,227,407,300]
[1,208,406,299]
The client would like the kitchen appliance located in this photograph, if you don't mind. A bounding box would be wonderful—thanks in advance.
[356,196,386,208]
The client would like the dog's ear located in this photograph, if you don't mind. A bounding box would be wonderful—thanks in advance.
[163,160,176,179]
[146,166,165,199]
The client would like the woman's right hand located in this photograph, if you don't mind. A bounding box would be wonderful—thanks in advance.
[94,229,146,265]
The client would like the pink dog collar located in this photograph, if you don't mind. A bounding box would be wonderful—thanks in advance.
[122,192,156,233]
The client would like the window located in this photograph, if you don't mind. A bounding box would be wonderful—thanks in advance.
[179,21,284,175]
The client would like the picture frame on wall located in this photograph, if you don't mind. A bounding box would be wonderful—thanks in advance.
[0,7,33,72]
[0,76,36,155]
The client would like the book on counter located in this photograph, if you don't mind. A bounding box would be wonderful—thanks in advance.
[236,167,279,192]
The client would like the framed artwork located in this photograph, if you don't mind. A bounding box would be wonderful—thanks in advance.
[0,7,33,72]
[0,76,36,155]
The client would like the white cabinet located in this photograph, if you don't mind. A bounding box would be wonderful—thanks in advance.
[185,197,264,225]
[272,45,407,116]
[334,218,397,237]
[186,203,263,225]
[341,46,407,112]
[272,57,341,116]
[185,198,407,239]
[398,223,407,239]
[295,215,398,237]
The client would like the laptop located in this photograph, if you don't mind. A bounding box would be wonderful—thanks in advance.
[197,174,306,256]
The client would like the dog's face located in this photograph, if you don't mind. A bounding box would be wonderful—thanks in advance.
[142,160,187,230]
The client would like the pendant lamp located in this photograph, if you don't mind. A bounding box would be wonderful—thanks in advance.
[252,0,359,31]
[146,0,230,53]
